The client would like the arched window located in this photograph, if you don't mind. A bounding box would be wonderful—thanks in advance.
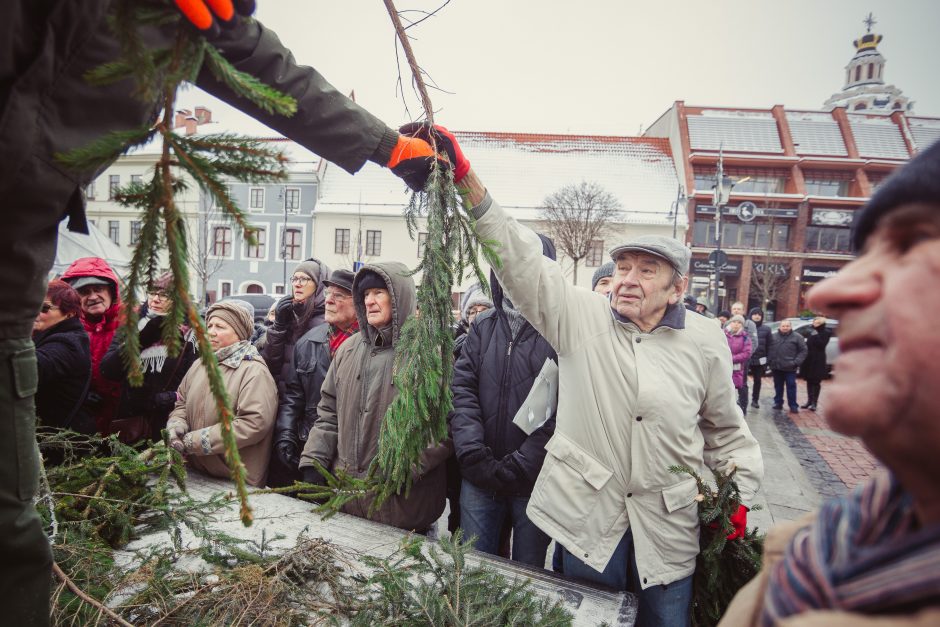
[892,101,903,110]
[245,283,264,294]
[854,102,867,110]
[854,66,861,82]
[867,64,874,79]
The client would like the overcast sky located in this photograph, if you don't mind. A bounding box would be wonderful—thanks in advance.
[177,0,939,137]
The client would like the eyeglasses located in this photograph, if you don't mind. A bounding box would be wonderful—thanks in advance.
[148,291,170,300]
[325,289,351,302]
[290,275,313,285]
[40,303,59,314]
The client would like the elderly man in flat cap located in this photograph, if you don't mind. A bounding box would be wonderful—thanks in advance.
[404,126,763,627]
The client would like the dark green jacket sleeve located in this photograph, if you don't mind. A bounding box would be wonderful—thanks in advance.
[197,19,399,173]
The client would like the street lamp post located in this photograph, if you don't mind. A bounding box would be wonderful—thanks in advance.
[712,148,733,313]
[671,184,687,240]
[279,186,288,291]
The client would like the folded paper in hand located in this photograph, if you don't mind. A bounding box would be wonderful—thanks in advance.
[512,358,558,435]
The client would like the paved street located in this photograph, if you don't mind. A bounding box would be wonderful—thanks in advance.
[744,376,881,533]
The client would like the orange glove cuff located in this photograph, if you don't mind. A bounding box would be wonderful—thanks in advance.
[387,135,435,169]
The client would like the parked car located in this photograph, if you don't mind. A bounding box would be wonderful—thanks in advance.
[765,317,839,376]
[218,293,278,325]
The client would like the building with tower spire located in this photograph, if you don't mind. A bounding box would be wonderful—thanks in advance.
[824,13,912,113]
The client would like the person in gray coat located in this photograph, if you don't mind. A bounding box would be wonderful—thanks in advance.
[768,320,808,412]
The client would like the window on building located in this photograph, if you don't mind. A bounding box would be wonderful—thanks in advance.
[585,240,604,267]
[108,221,120,245]
[245,227,266,259]
[867,171,891,191]
[85,182,96,199]
[805,226,851,253]
[212,226,232,257]
[130,221,142,245]
[249,187,264,211]
[855,66,861,82]
[130,174,142,185]
[285,187,300,213]
[273,284,285,295]
[284,227,301,260]
[693,220,789,250]
[417,232,428,258]
[867,64,874,79]
[220,282,232,299]
[108,174,120,199]
[365,230,381,256]
[694,168,786,194]
[335,228,350,254]
[804,171,852,197]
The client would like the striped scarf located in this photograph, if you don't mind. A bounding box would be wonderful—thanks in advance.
[761,469,940,624]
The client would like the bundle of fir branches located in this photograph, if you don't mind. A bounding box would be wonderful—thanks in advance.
[669,465,765,627]
[56,0,298,526]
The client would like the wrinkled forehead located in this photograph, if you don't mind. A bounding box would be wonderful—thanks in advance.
[613,251,669,269]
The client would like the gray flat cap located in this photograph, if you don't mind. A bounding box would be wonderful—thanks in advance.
[609,235,690,275]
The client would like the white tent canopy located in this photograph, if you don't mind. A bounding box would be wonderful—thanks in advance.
[51,219,131,278]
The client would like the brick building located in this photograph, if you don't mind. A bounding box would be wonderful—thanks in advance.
[644,20,940,318]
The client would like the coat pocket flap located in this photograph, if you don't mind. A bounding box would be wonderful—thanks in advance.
[545,433,613,490]
[662,477,700,513]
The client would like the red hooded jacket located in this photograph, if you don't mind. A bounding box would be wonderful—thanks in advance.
[61,257,122,432]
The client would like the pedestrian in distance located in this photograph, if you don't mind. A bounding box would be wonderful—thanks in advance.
[592,261,616,295]
[798,317,831,412]
[768,319,807,412]
[725,315,753,415]
[720,125,940,627]
[747,308,772,409]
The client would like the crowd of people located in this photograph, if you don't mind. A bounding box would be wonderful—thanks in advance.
[4,2,939,626]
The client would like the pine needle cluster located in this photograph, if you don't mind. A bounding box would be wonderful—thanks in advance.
[55,0,297,526]
[669,465,765,627]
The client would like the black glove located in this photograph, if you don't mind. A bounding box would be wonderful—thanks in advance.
[173,0,255,38]
[459,447,504,493]
[494,456,530,494]
[273,295,295,327]
[138,315,165,348]
[276,441,300,470]
[153,391,179,414]
[398,122,471,189]
[301,466,328,487]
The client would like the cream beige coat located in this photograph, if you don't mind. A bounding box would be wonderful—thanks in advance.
[475,193,763,587]
[167,355,277,487]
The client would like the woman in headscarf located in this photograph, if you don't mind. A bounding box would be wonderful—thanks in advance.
[166,301,277,487]
[33,280,94,434]
[725,314,753,415]
[100,272,198,443]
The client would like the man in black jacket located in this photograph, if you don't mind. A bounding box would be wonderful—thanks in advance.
[279,269,358,486]
[449,235,557,567]
[769,320,808,412]
[0,3,441,622]
[748,307,772,409]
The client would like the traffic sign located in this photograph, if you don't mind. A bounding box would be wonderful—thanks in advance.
[707,250,729,268]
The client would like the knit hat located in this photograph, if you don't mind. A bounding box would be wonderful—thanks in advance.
[718,310,732,320]
[293,259,324,285]
[852,140,940,251]
[461,290,493,321]
[748,307,764,318]
[591,261,615,290]
[150,271,172,293]
[355,270,387,294]
[206,300,254,341]
[729,314,746,325]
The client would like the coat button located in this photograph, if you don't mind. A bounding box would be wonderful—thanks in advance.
[643,577,648,584]
[583,553,589,558]
[636,416,643,422]
[635,337,642,343]
[627,492,633,498]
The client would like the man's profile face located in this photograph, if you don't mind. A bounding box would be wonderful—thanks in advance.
[610,252,685,331]
[77,284,112,317]
[363,287,393,328]
[593,276,613,296]
[807,202,940,447]
[324,287,356,328]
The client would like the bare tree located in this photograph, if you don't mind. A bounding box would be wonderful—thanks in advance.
[539,181,622,284]
[749,218,790,314]
[190,195,226,306]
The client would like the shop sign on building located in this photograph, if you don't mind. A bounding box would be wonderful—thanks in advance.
[692,258,741,276]
[802,265,840,282]
[811,209,854,226]
[752,261,790,277]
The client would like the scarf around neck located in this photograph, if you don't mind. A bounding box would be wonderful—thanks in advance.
[139,313,196,373]
[215,339,261,368]
[761,469,940,624]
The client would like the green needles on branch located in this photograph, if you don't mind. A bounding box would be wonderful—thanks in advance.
[56,0,297,526]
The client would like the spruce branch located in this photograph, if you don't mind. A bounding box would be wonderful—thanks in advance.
[203,44,298,117]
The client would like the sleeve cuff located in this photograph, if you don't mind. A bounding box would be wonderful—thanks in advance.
[369,126,400,166]
[471,191,493,220]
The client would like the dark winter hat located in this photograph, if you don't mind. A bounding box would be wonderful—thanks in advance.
[355,270,387,294]
[718,310,732,320]
[609,235,690,275]
[323,268,355,294]
[67,276,112,290]
[292,259,324,284]
[150,271,173,293]
[748,307,764,318]
[591,261,615,290]
[206,300,254,341]
[852,139,940,251]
